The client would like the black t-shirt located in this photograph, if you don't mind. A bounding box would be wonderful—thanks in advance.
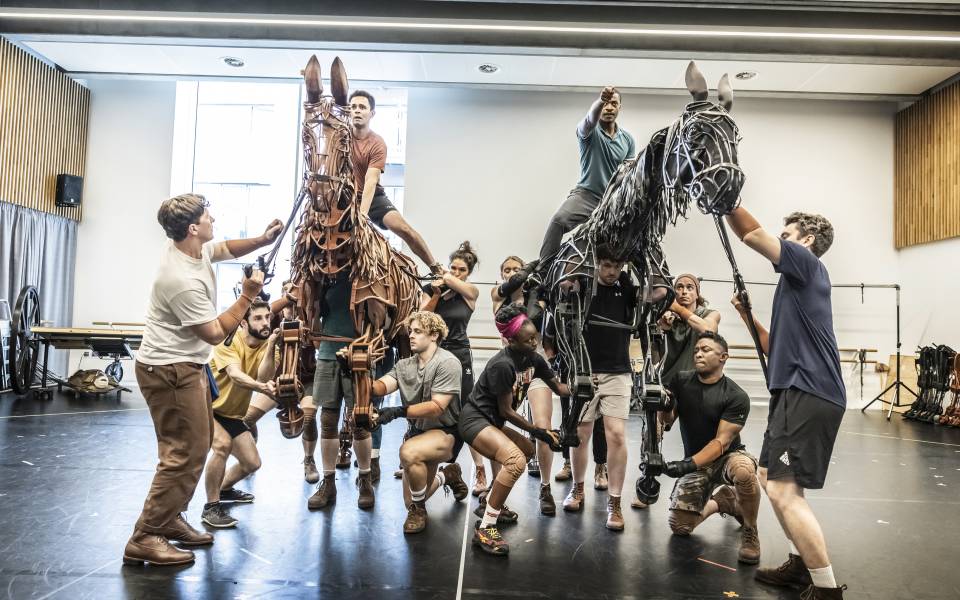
[769,240,846,408]
[468,348,555,428]
[584,272,635,374]
[424,285,474,351]
[667,370,750,458]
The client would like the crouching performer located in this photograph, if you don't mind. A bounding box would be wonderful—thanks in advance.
[459,304,570,556]
[661,331,761,564]
[371,311,470,533]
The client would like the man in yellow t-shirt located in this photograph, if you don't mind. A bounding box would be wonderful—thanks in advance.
[201,298,278,528]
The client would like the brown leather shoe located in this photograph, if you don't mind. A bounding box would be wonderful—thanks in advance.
[357,472,376,509]
[755,554,814,589]
[606,496,624,531]
[307,474,336,510]
[158,514,213,547]
[472,466,487,497]
[123,531,195,566]
[594,463,608,490]
[563,482,585,512]
[403,502,428,534]
[303,456,320,484]
[440,463,469,502]
[713,485,744,527]
[739,525,761,564]
[371,457,381,483]
[539,483,556,516]
[554,460,572,482]
[631,496,649,510]
[800,584,847,600]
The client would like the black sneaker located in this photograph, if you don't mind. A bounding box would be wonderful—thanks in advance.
[201,503,238,528]
[219,488,255,503]
[473,493,519,523]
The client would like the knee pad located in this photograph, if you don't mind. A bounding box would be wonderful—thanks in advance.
[352,424,371,441]
[320,408,339,439]
[493,445,526,488]
[302,406,318,442]
[668,510,698,536]
[728,456,759,489]
[242,406,266,427]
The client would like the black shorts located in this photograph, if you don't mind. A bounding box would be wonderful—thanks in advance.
[459,403,499,446]
[368,190,398,230]
[405,424,465,463]
[446,346,475,408]
[760,388,844,489]
[214,413,251,439]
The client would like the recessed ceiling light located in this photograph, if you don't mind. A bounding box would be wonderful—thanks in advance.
[221,56,245,68]
[478,63,500,74]
[736,71,758,80]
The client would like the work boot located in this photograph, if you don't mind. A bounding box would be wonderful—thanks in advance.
[755,554,814,589]
[473,493,519,523]
[594,463,608,490]
[403,502,428,534]
[371,457,381,483]
[472,466,488,497]
[606,496,624,531]
[539,483,556,516]
[554,459,572,482]
[472,520,509,556]
[357,472,376,509]
[303,456,320,484]
[800,584,847,600]
[307,474,336,509]
[713,485,744,527]
[201,503,238,528]
[631,496,649,510]
[219,488,254,503]
[739,525,761,564]
[441,463,469,502]
[563,482,585,512]
[123,530,195,566]
[336,445,352,469]
[158,514,213,546]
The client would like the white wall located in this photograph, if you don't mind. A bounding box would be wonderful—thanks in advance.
[404,87,898,406]
[70,79,177,378]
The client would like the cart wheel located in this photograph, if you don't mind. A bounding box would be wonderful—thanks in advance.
[9,286,41,396]
[105,360,123,382]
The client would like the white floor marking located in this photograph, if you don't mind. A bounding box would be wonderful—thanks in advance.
[35,558,118,600]
[842,430,960,447]
[239,548,273,565]
[0,408,148,420]
[454,468,474,600]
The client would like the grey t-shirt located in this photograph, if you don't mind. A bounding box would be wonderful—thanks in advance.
[576,123,637,197]
[387,347,462,431]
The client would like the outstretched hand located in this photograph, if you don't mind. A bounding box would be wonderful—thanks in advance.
[531,428,564,452]
[374,406,406,427]
[263,219,283,242]
[665,458,697,478]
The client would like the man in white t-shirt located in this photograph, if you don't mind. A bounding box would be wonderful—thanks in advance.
[123,193,281,567]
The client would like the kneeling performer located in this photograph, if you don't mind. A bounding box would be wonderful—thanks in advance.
[661,331,761,564]
[459,305,570,556]
[372,311,470,533]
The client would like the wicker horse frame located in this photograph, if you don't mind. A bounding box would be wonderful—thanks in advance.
[275,56,421,433]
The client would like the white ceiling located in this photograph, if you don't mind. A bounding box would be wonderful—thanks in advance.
[18,39,960,99]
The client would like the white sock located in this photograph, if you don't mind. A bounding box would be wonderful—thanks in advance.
[359,468,371,475]
[411,486,427,503]
[371,448,380,459]
[435,470,446,487]
[609,493,621,499]
[480,506,501,528]
[808,565,837,589]
[789,541,801,556]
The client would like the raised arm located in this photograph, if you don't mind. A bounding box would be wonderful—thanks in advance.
[191,270,264,345]
[577,86,617,138]
[726,207,781,265]
[668,302,720,335]
[211,219,283,262]
[731,293,770,356]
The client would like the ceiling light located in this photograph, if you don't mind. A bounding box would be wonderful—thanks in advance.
[478,63,500,74]
[735,71,757,80]
[221,56,244,68]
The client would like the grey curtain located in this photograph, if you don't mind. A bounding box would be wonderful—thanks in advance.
[0,201,78,380]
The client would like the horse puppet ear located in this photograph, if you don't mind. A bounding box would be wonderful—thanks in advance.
[718,73,734,111]
[330,57,350,107]
[303,55,323,103]
[685,61,709,101]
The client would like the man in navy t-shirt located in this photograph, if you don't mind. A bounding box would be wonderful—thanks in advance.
[726,207,846,600]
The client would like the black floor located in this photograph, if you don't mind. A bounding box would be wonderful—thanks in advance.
[1,388,959,600]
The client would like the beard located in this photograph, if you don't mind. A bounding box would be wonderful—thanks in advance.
[248,325,271,340]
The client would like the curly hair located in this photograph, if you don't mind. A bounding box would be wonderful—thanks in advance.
[407,310,448,342]
[784,212,834,257]
[450,241,479,274]
[157,193,208,242]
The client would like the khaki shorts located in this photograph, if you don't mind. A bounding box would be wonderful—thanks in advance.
[580,372,631,421]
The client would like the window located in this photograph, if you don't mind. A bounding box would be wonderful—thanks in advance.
[171,81,408,313]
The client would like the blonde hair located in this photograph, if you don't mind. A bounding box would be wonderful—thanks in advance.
[407,311,448,341]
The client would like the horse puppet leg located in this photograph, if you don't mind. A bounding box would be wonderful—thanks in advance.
[555,290,596,448]
[347,304,389,431]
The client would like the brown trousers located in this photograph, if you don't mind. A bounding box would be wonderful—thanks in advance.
[134,361,214,534]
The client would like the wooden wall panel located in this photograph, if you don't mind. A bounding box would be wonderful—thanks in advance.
[895,78,960,249]
[0,37,89,221]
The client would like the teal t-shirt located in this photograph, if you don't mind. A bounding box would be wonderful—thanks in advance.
[576,124,636,197]
[318,274,356,360]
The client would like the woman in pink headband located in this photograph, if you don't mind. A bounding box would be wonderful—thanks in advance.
[458,304,570,556]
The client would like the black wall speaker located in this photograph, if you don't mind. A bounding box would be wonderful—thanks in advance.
[55,174,83,208]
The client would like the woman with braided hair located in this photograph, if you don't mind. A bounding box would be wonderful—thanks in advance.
[459,304,570,556]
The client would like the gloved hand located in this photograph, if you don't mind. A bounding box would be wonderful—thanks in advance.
[531,427,563,452]
[665,457,697,478]
[375,406,407,426]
